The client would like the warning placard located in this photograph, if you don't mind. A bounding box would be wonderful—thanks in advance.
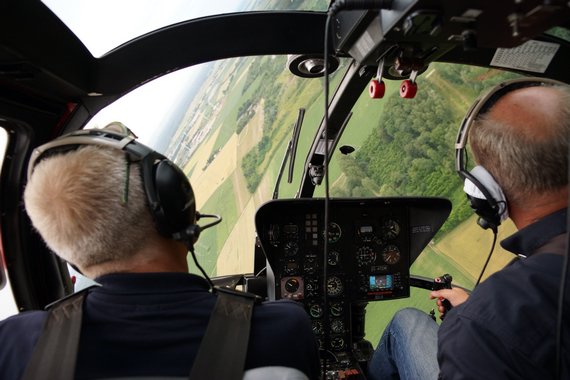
[490,40,559,73]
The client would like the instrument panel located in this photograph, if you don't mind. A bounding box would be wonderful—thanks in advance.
[255,197,451,372]
[273,209,411,304]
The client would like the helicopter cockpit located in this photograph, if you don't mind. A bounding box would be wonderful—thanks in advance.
[0,0,569,379]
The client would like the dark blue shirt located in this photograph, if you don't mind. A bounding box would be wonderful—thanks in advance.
[0,272,320,379]
[438,209,569,379]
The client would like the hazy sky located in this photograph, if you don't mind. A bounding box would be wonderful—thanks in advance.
[86,67,199,144]
[43,0,246,143]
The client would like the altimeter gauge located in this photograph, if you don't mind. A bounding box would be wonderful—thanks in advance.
[382,244,401,265]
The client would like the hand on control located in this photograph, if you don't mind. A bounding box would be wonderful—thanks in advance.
[429,288,469,319]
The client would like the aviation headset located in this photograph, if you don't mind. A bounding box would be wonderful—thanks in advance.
[27,123,199,243]
[455,77,567,231]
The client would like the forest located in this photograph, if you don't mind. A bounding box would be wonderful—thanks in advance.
[332,64,520,236]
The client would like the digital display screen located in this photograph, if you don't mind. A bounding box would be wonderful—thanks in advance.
[369,274,393,290]
[359,226,373,234]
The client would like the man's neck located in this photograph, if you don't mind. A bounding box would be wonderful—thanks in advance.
[509,188,568,229]
[83,238,189,278]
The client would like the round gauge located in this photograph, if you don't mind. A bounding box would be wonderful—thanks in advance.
[330,302,343,317]
[284,278,300,293]
[327,222,342,243]
[382,218,401,240]
[328,250,340,266]
[330,319,345,334]
[331,336,345,350]
[382,244,401,265]
[283,241,299,256]
[312,321,324,335]
[327,276,344,297]
[309,304,323,318]
[356,245,376,267]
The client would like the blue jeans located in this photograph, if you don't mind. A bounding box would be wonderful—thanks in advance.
[367,308,440,380]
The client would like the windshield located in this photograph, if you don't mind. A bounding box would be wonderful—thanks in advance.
[89,56,523,284]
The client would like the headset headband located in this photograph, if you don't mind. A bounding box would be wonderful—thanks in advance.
[27,126,198,241]
[455,77,567,173]
[27,128,146,179]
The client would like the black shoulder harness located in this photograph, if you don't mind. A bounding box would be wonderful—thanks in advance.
[22,285,261,380]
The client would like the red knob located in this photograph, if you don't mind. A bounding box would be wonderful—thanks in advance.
[369,79,386,99]
[400,80,417,99]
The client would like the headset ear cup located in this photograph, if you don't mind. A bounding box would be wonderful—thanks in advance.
[153,160,196,237]
[462,166,508,230]
[465,193,501,230]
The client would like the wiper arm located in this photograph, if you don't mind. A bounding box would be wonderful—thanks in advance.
[272,108,305,199]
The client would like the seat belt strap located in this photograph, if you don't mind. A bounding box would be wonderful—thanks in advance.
[22,285,258,380]
[188,287,260,380]
[21,290,88,380]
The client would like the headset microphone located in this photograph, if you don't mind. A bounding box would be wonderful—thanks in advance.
[172,212,223,241]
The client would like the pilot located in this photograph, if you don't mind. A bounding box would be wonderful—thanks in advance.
[368,79,570,379]
[0,123,320,380]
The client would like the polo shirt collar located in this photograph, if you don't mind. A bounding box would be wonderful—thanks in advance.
[500,208,567,258]
[93,272,211,294]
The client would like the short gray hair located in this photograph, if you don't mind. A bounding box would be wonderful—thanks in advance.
[24,145,156,270]
[469,84,570,206]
